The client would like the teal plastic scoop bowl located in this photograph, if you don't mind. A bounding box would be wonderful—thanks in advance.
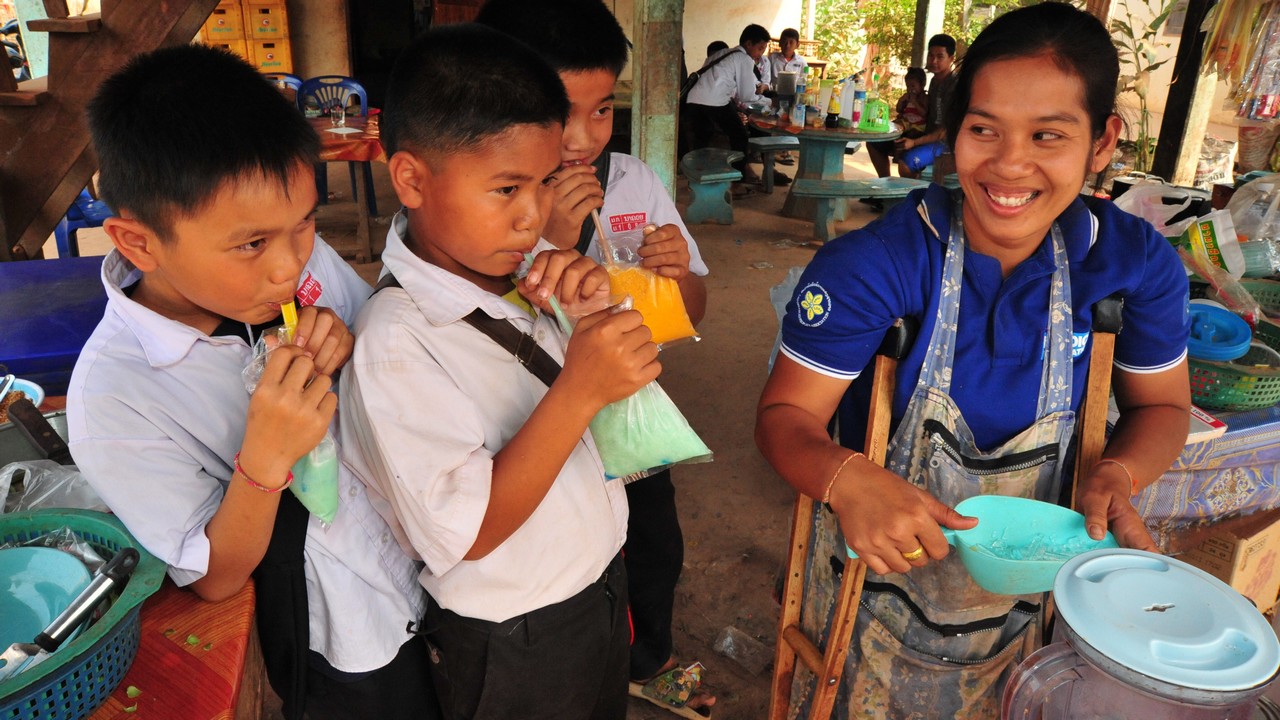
[846,495,1119,595]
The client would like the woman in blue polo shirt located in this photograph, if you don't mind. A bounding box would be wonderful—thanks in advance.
[755,4,1190,718]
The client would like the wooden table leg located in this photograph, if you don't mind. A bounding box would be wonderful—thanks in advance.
[235,620,265,720]
[353,163,372,264]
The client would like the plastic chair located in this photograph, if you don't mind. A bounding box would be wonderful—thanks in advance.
[54,189,114,258]
[298,75,377,216]
[263,72,302,94]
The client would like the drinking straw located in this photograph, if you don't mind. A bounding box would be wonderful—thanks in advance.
[282,300,298,342]
[590,209,615,264]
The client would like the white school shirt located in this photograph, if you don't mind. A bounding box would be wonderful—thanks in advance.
[338,216,628,623]
[767,52,808,79]
[585,152,711,278]
[687,46,764,108]
[66,241,426,674]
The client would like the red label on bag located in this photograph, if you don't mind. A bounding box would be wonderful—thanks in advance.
[296,273,323,307]
[609,212,647,233]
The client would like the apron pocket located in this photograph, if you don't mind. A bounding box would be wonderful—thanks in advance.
[841,595,1037,720]
[923,418,1060,502]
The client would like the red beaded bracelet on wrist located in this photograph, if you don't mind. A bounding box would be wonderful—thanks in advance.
[233,452,294,493]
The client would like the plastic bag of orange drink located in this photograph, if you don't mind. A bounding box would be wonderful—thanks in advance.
[605,227,699,347]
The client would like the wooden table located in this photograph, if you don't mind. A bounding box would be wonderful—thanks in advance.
[310,116,386,263]
[751,117,901,222]
[87,580,263,720]
[31,398,264,720]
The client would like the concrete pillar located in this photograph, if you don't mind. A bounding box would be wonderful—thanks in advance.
[631,0,682,199]
[290,0,351,78]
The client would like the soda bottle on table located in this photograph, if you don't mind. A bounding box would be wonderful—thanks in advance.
[851,75,866,125]
[825,89,841,129]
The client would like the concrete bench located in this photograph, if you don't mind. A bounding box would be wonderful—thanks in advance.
[791,177,929,241]
[748,135,798,194]
[680,148,744,224]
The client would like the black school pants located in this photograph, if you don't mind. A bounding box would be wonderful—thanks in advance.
[684,101,749,172]
[624,469,684,680]
[304,638,441,720]
[422,553,629,720]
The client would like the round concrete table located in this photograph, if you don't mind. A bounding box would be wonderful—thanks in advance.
[752,118,901,221]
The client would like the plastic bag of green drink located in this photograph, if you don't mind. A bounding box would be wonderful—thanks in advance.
[242,326,340,524]
[549,292,712,481]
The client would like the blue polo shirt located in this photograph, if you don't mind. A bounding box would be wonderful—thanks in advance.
[780,184,1189,451]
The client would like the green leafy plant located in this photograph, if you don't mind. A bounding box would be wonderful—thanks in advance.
[1110,0,1177,172]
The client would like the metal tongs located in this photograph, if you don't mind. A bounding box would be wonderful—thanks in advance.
[0,547,140,682]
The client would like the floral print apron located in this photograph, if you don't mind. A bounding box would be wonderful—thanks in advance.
[790,198,1078,719]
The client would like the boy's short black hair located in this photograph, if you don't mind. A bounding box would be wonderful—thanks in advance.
[740,24,771,46]
[905,66,926,85]
[707,40,729,56]
[928,33,957,57]
[87,44,318,239]
[779,28,800,42]
[383,23,568,159]
[475,0,629,77]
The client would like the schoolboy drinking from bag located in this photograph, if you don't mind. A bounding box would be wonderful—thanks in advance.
[338,23,659,720]
[475,1,714,714]
[67,45,438,720]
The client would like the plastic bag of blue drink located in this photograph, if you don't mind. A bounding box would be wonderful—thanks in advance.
[548,292,712,481]
[241,327,340,524]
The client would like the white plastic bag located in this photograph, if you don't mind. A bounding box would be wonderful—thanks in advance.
[1113,180,1199,237]
[0,460,108,514]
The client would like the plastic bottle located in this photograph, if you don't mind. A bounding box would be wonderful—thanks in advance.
[837,78,856,127]
[825,86,841,129]
[851,75,867,125]
[713,626,770,676]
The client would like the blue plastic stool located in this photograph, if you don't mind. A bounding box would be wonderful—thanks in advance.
[55,189,114,258]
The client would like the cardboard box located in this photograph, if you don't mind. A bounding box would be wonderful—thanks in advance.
[208,38,250,62]
[244,3,288,40]
[203,2,244,41]
[1180,508,1280,613]
[250,39,292,73]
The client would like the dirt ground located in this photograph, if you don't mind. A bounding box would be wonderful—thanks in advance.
[262,150,885,720]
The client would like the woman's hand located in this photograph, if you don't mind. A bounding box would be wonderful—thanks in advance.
[827,459,978,576]
[1076,462,1158,551]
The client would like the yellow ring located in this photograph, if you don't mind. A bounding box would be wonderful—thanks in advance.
[901,546,926,561]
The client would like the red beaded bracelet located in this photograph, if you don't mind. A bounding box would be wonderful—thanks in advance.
[233,452,294,493]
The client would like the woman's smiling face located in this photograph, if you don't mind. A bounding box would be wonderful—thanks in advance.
[954,53,1120,272]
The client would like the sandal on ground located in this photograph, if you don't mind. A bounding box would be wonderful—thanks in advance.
[731,182,755,198]
[774,172,793,186]
[628,661,716,718]
[777,152,796,166]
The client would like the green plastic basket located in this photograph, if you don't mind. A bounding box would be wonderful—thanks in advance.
[0,510,166,720]
[1189,317,1280,411]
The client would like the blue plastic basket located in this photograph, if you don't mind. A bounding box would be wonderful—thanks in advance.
[0,510,166,720]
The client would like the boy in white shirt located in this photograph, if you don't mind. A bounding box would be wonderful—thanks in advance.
[339,23,660,720]
[685,23,773,185]
[68,45,437,720]
[476,0,715,715]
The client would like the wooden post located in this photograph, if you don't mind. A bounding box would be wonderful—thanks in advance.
[1150,0,1216,185]
[911,0,944,67]
[631,0,682,199]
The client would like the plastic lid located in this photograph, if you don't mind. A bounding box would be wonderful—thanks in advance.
[1186,304,1252,361]
[1054,549,1280,692]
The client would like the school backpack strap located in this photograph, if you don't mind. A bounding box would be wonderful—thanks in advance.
[374,272,562,387]
[252,489,312,720]
[680,46,741,101]
[575,151,611,256]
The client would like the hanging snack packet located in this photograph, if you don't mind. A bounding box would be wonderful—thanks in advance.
[598,218,699,347]
[241,304,340,524]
